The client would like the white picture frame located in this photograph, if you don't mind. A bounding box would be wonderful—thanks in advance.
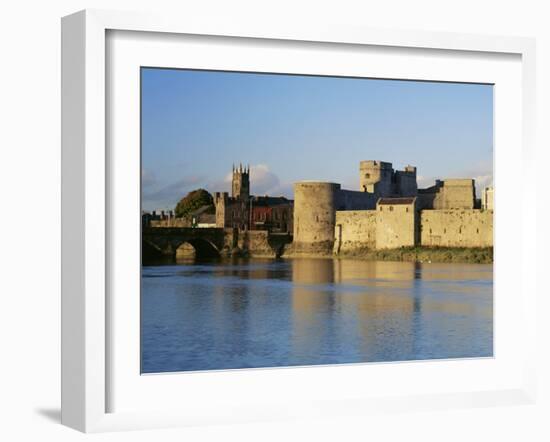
[61,9,537,433]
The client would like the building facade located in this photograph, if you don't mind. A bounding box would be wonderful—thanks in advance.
[250,196,293,233]
[215,164,294,233]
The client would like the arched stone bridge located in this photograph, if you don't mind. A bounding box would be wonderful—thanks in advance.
[142,227,226,260]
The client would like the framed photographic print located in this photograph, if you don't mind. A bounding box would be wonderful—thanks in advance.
[61,9,538,432]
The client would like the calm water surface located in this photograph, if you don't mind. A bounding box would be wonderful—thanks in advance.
[141,258,493,373]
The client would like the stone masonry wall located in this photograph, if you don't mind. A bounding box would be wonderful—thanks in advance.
[420,209,493,247]
[333,210,376,254]
[433,179,475,209]
[150,218,189,227]
[376,204,417,249]
[293,182,340,253]
[238,230,278,257]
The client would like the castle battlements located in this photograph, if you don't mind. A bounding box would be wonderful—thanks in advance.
[292,159,492,255]
[359,160,417,197]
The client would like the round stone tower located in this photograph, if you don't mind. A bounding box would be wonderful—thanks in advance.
[293,181,341,253]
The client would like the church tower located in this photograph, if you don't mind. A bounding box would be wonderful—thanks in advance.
[232,163,250,200]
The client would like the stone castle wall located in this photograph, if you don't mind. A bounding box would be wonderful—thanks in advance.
[237,230,273,256]
[420,209,493,247]
[332,208,493,253]
[333,210,376,254]
[418,179,476,210]
[375,204,417,249]
[293,182,377,253]
[434,179,475,209]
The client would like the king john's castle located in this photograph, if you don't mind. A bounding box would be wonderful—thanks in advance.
[213,160,493,255]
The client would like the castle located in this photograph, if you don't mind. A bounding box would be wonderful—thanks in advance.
[292,160,493,254]
[214,164,294,233]
[211,160,493,255]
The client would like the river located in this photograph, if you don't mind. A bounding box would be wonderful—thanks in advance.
[141,258,493,373]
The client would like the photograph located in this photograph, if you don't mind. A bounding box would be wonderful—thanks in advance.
[140,67,494,374]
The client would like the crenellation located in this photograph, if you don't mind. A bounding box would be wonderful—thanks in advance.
[293,159,493,254]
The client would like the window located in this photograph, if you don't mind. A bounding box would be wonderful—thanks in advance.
[365,173,370,178]
[389,206,393,212]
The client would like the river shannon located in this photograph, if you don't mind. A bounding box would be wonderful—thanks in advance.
[141,258,493,373]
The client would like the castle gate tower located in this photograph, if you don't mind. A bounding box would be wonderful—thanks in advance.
[359,160,393,195]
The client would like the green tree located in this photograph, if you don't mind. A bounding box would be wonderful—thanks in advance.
[174,188,215,219]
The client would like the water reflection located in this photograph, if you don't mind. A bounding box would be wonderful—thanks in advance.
[141,258,493,373]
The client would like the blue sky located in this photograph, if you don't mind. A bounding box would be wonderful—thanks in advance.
[141,68,493,211]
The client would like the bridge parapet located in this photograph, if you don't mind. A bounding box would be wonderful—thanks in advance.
[143,227,293,261]
[142,226,224,235]
[142,227,226,260]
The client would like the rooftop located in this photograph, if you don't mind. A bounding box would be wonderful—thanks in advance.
[252,195,293,206]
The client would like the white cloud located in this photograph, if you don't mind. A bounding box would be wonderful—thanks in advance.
[250,164,280,195]
[250,164,294,198]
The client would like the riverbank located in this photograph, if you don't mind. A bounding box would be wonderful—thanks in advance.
[283,246,493,264]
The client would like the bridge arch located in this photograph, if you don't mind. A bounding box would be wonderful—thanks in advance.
[142,236,221,263]
[173,238,220,260]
